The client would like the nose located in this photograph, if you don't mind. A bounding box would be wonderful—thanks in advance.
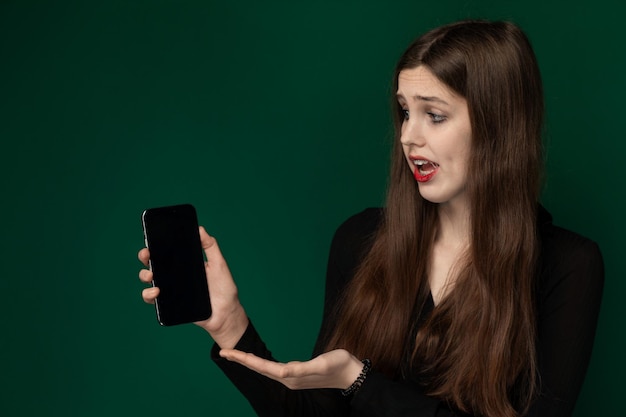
[400,117,425,148]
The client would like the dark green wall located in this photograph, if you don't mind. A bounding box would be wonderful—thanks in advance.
[1,1,623,415]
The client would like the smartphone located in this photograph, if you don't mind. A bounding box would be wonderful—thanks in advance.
[141,204,211,326]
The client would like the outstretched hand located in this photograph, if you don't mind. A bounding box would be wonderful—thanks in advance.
[219,348,364,391]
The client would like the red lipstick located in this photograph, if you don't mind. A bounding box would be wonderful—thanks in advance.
[410,156,439,183]
[414,168,437,182]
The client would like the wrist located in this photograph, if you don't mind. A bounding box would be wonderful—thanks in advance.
[203,303,249,349]
[341,359,372,396]
[342,356,365,389]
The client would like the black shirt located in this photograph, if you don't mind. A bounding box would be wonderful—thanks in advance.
[212,207,604,416]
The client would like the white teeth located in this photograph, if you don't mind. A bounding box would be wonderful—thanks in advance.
[412,159,438,167]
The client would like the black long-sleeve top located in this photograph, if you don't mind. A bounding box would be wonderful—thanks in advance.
[211,207,604,416]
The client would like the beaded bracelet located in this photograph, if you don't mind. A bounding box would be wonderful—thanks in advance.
[341,359,372,397]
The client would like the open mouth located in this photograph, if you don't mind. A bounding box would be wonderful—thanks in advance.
[412,159,439,182]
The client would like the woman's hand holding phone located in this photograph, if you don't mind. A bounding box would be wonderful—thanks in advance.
[138,217,364,392]
[138,226,249,349]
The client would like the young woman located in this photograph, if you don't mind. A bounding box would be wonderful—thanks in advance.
[138,20,604,417]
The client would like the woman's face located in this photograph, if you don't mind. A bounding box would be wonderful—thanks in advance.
[396,65,472,210]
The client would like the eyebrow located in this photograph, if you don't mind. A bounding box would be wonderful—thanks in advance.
[396,93,449,106]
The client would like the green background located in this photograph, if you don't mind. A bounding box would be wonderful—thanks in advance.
[1,1,623,415]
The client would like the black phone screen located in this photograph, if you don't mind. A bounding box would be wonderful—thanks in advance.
[141,204,211,326]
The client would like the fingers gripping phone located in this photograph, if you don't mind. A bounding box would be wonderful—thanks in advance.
[141,204,212,326]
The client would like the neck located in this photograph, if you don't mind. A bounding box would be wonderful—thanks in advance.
[428,201,471,305]
[435,201,470,247]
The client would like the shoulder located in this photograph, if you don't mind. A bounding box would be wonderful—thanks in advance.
[333,207,383,245]
[327,207,383,278]
[537,207,604,305]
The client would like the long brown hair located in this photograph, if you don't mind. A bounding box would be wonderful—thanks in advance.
[326,20,544,417]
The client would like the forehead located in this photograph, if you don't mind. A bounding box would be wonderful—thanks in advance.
[396,66,459,102]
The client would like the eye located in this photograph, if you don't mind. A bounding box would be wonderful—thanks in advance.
[427,112,446,124]
[401,109,409,120]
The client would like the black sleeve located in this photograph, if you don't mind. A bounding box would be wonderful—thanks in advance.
[211,322,349,417]
[350,372,460,417]
[208,209,381,417]
[208,209,379,417]
[527,226,604,416]
[211,208,461,417]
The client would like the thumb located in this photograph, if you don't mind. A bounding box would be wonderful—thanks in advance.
[199,226,226,266]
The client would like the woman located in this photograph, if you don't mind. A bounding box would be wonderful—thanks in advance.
[138,20,604,417]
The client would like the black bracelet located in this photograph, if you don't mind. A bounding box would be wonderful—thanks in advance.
[341,359,372,397]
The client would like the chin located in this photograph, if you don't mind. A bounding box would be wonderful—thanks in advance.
[417,187,467,207]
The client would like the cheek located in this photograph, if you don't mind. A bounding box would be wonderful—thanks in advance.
[402,157,411,173]
[456,147,472,176]
[445,132,471,169]
[401,146,413,169]
[459,137,472,167]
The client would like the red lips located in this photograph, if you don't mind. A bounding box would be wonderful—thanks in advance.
[410,156,439,183]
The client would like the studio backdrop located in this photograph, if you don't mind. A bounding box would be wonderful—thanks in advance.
[1,1,623,416]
